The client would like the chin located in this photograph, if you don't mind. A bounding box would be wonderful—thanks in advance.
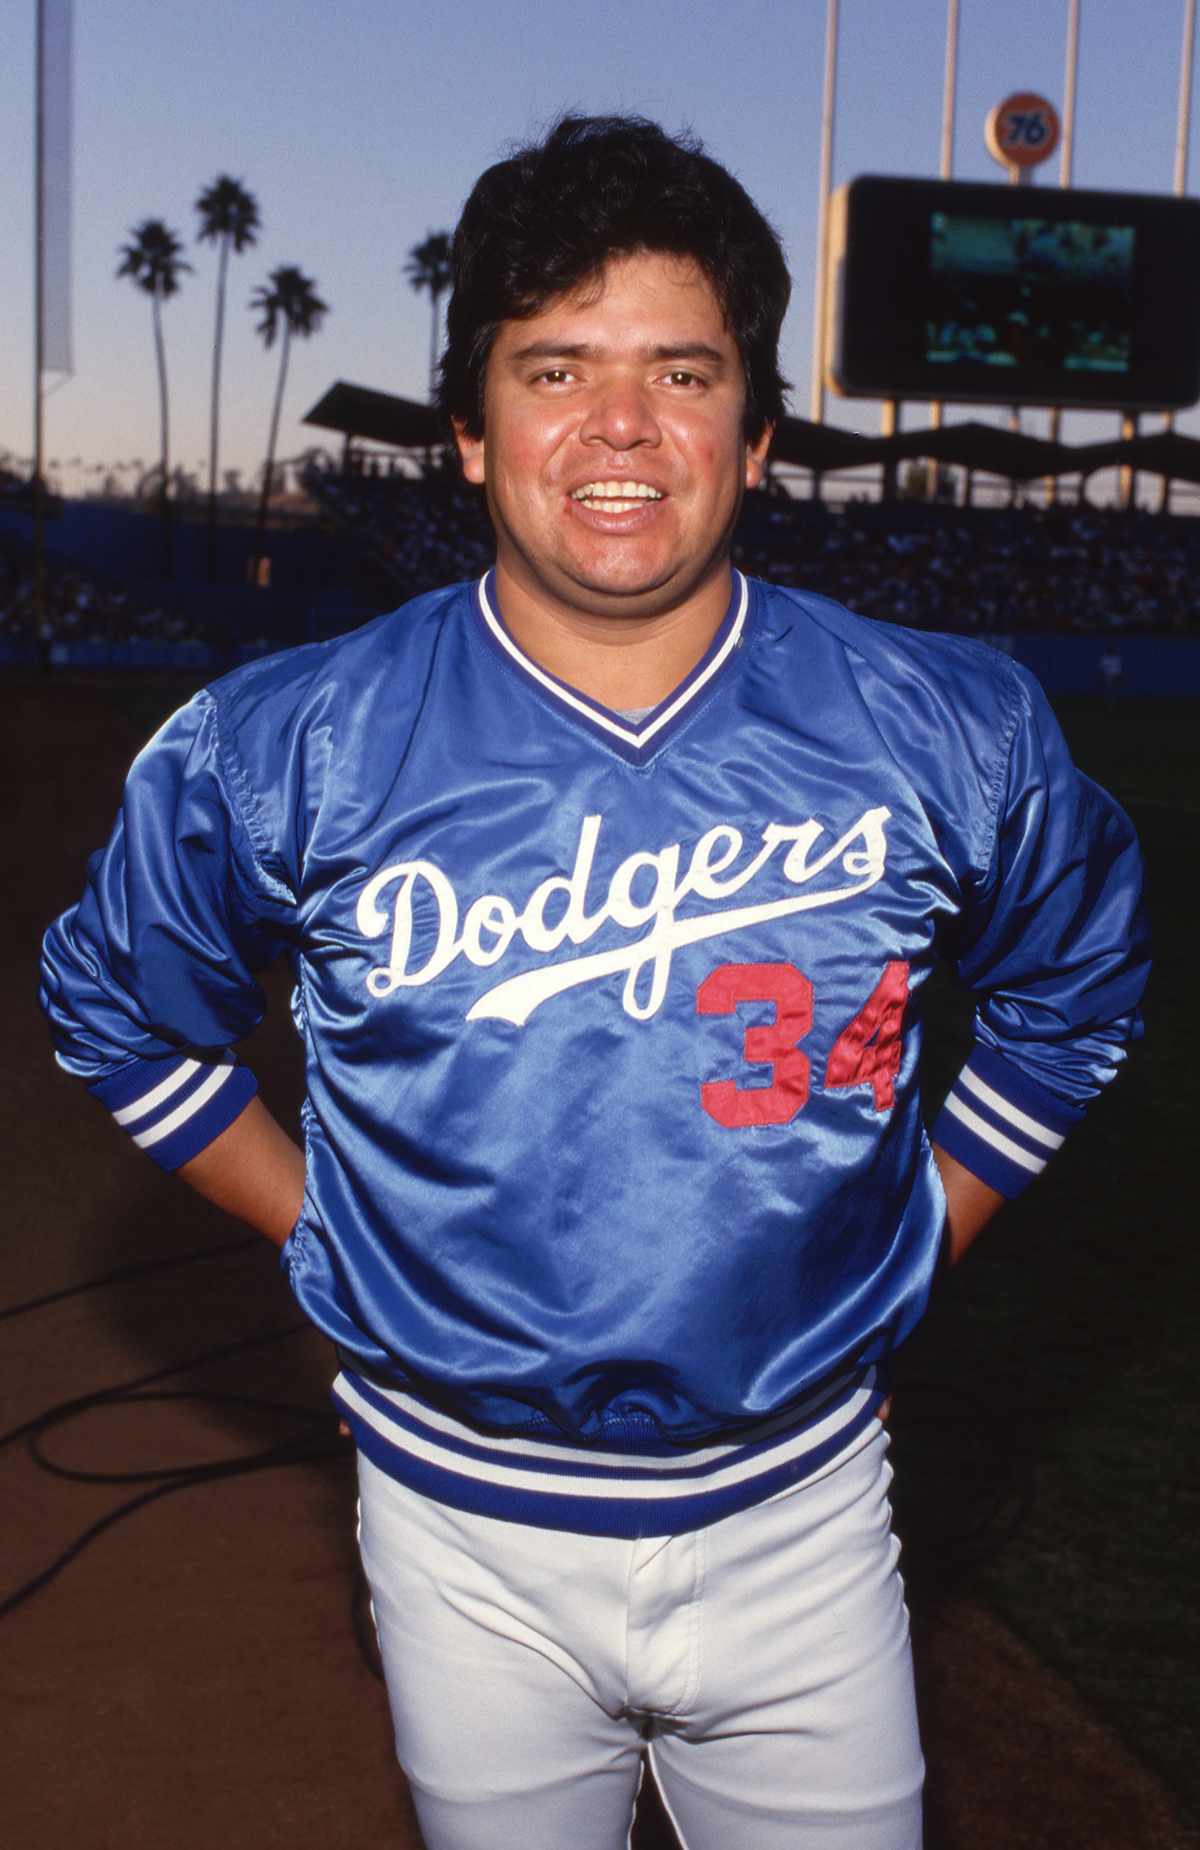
[563,572,685,616]
[558,549,706,605]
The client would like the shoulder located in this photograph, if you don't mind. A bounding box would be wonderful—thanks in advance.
[206,579,470,741]
[183,580,473,881]
[747,575,1042,779]
[197,580,473,795]
[744,577,1048,880]
[750,575,1028,726]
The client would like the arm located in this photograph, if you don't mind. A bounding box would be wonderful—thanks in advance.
[178,1096,305,1249]
[41,690,299,1191]
[932,1142,1003,1268]
[875,1143,999,1422]
[929,662,1148,1230]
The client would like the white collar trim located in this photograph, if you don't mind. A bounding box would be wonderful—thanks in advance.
[476,572,748,750]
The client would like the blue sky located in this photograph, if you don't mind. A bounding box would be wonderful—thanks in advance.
[2,0,1196,490]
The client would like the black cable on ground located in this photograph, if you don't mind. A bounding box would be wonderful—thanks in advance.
[0,1322,349,1624]
[0,1319,311,1455]
[0,1235,262,1324]
[1,1250,1031,1668]
[2,1413,346,1622]
[27,1386,333,1484]
[0,1235,383,1676]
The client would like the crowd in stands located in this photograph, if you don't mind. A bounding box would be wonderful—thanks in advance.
[315,468,1200,636]
[735,498,1200,635]
[0,541,207,662]
[5,474,1200,670]
[313,469,493,595]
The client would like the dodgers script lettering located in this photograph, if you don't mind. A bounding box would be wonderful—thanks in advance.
[355,807,891,1025]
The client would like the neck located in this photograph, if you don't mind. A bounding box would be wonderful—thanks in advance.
[491,562,735,709]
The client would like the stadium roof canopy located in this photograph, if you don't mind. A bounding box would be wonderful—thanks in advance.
[772,416,1069,481]
[770,416,891,470]
[1068,428,1200,484]
[304,382,1192,493]
[303,393,1069,482]
[303,382,439,450]
[883,420,1070,480]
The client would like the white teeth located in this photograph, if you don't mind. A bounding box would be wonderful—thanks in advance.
[572,480,663,503]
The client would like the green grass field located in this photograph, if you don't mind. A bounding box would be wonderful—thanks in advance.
[894,697,1198,1818]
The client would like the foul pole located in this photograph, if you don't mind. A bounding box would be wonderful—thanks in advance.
[930,0,961,449]
[1060,0,1081,189]
[1164,0,1197,456]
[32,0,74,627]
[33,0,46,623]
[809,0,839,425]
[1047,0,1082,495]
[1175,0,1197,195]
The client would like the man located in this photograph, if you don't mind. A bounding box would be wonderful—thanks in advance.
[42,116,1147,1850]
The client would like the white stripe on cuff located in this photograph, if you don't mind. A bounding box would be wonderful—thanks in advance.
[113,1058,201,1126]
[132,1063,235,1149]
[942,1093,1047,1174]
[958,1067,1065,1150]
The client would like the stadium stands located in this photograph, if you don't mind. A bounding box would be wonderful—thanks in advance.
[0,539,212,669]
[312,469,1200,637]
[4,475,1199,680]
[733,494,1200,635]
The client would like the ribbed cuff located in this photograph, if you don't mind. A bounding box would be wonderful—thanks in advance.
[930,1045,1081,1199]
[89,1054,258,1171]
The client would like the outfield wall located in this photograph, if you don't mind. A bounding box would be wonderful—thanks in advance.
[4,628,1199,695]
[985,633,1200,697]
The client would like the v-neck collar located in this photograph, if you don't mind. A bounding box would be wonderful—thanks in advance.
[472,570,750,766]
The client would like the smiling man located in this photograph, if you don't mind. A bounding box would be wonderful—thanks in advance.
[455,248,771,708]
[42,117,1148,1850]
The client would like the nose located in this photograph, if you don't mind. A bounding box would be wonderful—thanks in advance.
[579,373,662,451]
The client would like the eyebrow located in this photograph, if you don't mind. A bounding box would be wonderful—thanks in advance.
[506,340,729,367]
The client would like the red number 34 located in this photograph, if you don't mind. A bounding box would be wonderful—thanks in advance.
[696,960,909,1128]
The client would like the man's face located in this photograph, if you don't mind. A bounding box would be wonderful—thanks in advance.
[455,249,772,626]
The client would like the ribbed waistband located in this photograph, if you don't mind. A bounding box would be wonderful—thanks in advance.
[332,1366,885,1538]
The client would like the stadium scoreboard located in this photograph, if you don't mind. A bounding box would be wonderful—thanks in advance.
[827,176,1200,412]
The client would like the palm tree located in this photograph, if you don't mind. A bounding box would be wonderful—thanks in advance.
[404,230,453,403]
[196,175,260,580]
[117,219,191,576]
[249,265,328,581]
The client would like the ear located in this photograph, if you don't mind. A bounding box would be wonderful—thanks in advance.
[453,419,486,486]
[744,423,773,491]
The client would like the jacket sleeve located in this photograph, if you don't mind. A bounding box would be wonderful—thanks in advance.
[40,688,297,1171]
[929,662,1149,1199]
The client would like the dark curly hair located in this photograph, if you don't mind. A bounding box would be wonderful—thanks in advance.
[440,114,791,444]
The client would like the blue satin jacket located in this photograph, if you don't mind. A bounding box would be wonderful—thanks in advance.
[40,574,1148,1534]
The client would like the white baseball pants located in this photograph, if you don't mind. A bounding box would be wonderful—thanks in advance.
[355,1421,923,1849]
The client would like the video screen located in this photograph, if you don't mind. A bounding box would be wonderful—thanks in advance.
[927,212,1135,379]
[829,176,1200,409]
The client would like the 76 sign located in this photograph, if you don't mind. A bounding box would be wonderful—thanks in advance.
[985,92,1061,174]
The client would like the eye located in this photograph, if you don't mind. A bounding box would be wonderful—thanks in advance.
[661,369,706,389]
[532,367,576,386]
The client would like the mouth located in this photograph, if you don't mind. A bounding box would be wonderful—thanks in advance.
[569,479,666,514]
